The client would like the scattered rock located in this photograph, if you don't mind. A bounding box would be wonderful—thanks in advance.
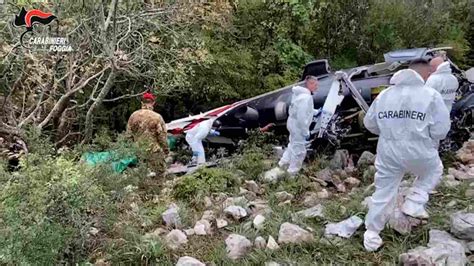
[450,211,474,241]
[357,151,375,167]
[333,170,348,181]
[162,204,181,228]
[467,242,474,252]
[239,187,249,194]
[430,229,469,253]
[317,189,330,199]
[312,177,328,187]
[445,174,456,180]
[225,234,252,260]
[165,230,188,250]
[278,222,314,244]
[201,210,216,221]
[223,196,249,208]
[203,196,213,209]
[254,236,266,249]
[465,189,474,197]
[194,219,212,235]
[400,229,467,265]
[324,216,363,238]
[94,258,110,266]
[216,218,228,229]
[448,167,474,181]
[329,149,350,170]
[456,140,474,164]
[184,229,195,236]
[176,256,205,266]
[244,180,260,194]
[89,227,99,236]
[239,187,257,200]
[264,262,282,266]
[266,235,280,250]
[253,214,266,230]
[292,204,325,220]
[302,192,319,207]
[278,200,292,207]
[447,200,457,208]
[336,183,347,193]
[275,191,294,202]
[344,177,361,188]
[224,205,248,220]
[306,182,322,191]
[248,199,271,216]
[316,168,334,183]
[445,179,462,187]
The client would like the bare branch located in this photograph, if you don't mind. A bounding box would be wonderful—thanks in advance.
[116,16,132,48]
[103,0,119,33]
[82,69,117,143]
[98,89,147,102]
[38,66,109,130]
[54,132,82,147]
[18,89,45,128]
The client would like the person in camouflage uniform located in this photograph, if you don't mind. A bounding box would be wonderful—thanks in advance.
[126,92,168,173]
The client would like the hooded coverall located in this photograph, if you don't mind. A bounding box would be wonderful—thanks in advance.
[185,118,217,165]
[363,69,450,251]
[426,61,459,112]
[278,85,315,175]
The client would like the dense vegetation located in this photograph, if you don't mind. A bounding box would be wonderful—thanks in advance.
[1,0,473,143]
[0,0,473,264]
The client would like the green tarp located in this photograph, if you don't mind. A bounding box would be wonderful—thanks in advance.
[82,151,138,173]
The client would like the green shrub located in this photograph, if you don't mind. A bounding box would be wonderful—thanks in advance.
[173,167,239,200]
[0,154,108,264]
[234,151,266,180]
[237,129,278,155]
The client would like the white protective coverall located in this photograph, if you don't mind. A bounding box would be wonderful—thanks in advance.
[277,85,316,175]
[363,69,450,251]
[425,61,459,112]
[185,118,216,165]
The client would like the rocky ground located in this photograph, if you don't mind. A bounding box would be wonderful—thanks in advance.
[96,138,474,265]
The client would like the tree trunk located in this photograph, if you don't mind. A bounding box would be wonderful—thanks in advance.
[82,69,117,143]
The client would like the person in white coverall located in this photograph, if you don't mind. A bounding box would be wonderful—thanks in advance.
[426,57,459,112]
[185,118,219,165]
[363,59,451,251]
[264,76,320,181]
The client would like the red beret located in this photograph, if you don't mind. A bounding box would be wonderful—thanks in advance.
[142,92,156,101]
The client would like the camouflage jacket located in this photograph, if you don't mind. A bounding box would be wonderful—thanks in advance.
[126,107,169,154]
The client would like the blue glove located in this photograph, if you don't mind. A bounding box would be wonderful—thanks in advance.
[305,135,311,141]
[209,129,220,136]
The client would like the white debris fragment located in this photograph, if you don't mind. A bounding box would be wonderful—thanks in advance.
[266,235,280,250]
[253,214,266,230]
[216,218,228,229]
[224,205,248,220]
[225,234,252,260]
[324,216,363,238]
